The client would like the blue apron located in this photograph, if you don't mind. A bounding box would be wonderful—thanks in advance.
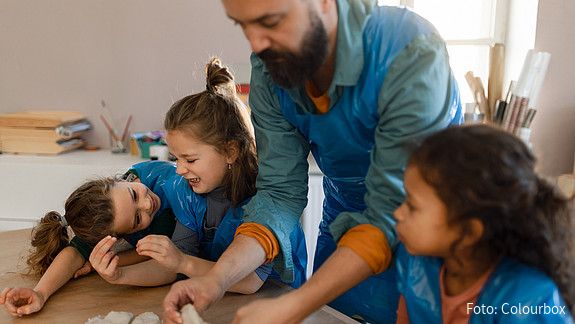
[275,6,461,323]
[164,175,307,288]
[395,245,573,323]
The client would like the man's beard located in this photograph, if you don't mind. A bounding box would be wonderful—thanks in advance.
[257,10,328,89]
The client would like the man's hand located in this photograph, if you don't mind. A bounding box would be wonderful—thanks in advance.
[0,287,46,317]
[233,295,301,324]
[89,236,122,284]
[136,235,184,274]
[162,275,225,324]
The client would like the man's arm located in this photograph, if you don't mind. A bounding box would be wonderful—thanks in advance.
[240,54,311,282]
[183,235,267,294]
[234,247,372,324]
[232,33,461,323]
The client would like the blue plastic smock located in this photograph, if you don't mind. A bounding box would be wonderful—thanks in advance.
[395,245,574,323]
[163,173,307,288]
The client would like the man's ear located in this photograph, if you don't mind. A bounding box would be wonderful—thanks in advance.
[226,140,240,164]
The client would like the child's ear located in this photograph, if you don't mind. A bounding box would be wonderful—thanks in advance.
[465,218,484,246]
[225,140,240,164]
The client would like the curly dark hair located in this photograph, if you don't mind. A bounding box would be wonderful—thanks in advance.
[409,124,574,313]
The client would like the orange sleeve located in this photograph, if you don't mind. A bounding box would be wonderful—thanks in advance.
[235,223,279,263]
[337,224,392,274]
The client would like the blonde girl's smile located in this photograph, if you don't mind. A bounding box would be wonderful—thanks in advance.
[166,129,237,195]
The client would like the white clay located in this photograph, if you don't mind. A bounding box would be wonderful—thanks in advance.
[131,311,161,324]
[181,304,208,324]
[104,311,134,324]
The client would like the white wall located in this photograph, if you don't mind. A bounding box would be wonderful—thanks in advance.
[1,0,573,175]
[532,0,575,175]
[0,0,252,149]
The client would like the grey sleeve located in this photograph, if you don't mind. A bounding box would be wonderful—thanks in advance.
[171,221,200,257]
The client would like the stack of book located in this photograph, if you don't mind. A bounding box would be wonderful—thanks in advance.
[0,111,91,155]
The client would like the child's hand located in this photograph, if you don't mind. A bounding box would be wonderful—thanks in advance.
[73,260,93,279]
[89,236,122,284]
[136,235,184,274]
[0,287,46,317]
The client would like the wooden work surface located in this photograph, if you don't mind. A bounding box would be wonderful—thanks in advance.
[0,229,356,323]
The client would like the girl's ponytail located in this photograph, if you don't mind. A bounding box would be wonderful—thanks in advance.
[26,178,116,277]
[26,211,69,277]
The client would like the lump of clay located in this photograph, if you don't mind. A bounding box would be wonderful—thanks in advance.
[104,311,134,324]
[85,311,134,324]
[181,304,208,324]
[131,311,161,324]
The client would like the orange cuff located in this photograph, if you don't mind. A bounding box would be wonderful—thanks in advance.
[337,224,392,274]
[235,223,279,263]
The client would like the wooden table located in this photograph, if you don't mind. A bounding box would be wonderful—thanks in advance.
[0,229,356,323]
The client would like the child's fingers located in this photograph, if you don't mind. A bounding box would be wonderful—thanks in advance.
[2,296,18,315]
[74,262,92,279]
[16,300,40,316]
[99,251,116,270]
[0,287,12,303]
[90,237,117,265]
[136,241,165,255]
[92,236,117,258]
[137,250,164,263]
[105,255,119,274]
[137,235,169,249]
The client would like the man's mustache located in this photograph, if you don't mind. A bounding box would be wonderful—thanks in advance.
[257,49,293,62]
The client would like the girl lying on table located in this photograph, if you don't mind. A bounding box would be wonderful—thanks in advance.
[0,58,307,317]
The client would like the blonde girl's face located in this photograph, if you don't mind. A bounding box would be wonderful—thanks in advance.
[166,130,234,195]
[110,181,161,234]
[393,165,462,257]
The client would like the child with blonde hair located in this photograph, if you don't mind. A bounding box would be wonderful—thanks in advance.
[90,58,307,289]
[1,57,307,317]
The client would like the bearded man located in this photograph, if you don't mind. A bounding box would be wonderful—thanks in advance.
[163,1,462,323]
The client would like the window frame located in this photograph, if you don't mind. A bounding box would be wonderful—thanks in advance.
[392,0,510,46]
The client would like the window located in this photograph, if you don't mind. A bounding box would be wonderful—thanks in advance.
[377,0,538,104]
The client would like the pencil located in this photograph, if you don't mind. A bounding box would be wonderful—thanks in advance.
[121,115,132,142]
[100,115,119,141]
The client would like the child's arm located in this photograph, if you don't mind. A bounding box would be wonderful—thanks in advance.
[90,235,264,293]
[117,248,150,266]
[0,246,85,316]
[89,236,176,286]
[137,235,265,294]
